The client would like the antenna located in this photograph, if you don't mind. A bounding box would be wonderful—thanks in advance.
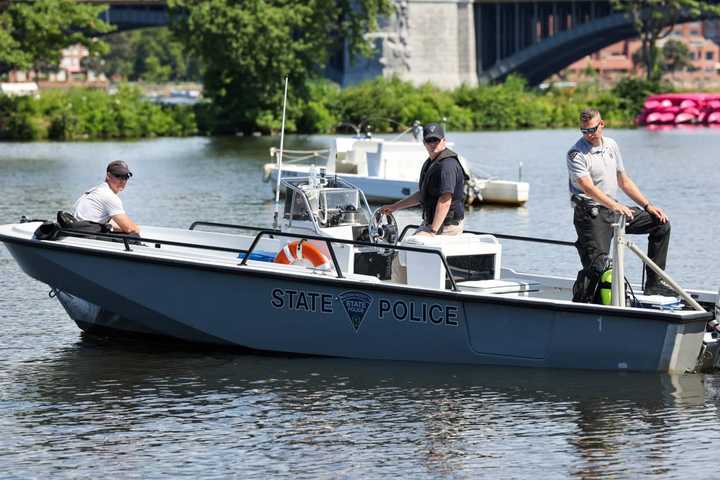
[272,76,289,230]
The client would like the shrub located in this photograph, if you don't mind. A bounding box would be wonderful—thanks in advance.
[0,85,198,140]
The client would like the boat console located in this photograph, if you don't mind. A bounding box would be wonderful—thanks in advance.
[281,175,377,241]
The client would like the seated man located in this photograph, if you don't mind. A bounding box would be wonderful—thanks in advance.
[74,160,140,235]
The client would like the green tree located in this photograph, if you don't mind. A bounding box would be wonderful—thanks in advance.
[0,0,113,76]
[168,0,393,134]
[661,38,692,72]
[97,28,202,82]
[611,0,720,81]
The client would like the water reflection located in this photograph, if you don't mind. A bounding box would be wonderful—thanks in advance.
[3,335,713,478]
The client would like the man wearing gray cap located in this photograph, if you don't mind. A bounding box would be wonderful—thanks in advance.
[73,160,140,235]
[380,122,466,236]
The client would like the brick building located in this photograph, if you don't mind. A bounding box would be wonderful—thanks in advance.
[6,44,106,85]
[564,21,720,87]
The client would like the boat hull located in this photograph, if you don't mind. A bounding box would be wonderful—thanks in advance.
[3,236,707,373]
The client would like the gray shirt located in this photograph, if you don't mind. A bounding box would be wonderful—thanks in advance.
[567,136,625,204]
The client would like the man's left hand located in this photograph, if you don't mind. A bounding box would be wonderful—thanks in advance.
[646,204,668,224]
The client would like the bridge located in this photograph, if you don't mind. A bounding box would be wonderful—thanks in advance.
[85,0,169,30]
[5,0,713,86]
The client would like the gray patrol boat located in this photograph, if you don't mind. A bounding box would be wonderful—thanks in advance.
[1,174,718,373]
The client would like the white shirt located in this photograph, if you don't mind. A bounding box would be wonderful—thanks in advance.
[73,182,125,224]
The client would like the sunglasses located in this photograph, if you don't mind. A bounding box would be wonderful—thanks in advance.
[424,138,441,145]
[111,173,131,181]
[580,124,602,134]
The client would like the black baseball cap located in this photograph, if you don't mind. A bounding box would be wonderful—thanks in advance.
[422,123,445,142]
[106,160,133,177]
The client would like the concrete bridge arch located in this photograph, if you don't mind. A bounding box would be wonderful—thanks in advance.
[25,0,719,87]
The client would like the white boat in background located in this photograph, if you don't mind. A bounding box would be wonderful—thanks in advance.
[263,134,529,206]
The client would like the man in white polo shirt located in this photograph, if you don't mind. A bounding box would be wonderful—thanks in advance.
[74,160,140,235]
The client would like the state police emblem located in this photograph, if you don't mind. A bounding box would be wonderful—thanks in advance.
[337,291,373,332]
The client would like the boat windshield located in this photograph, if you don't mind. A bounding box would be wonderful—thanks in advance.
[282,177,373,231]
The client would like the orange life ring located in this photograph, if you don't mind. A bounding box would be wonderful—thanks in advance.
[274,240,331,270]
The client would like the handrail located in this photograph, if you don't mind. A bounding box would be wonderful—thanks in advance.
[239,230,459,291]
[60,229,249,255]
[398,224,575,247]
[57,227,459,290]
[188,221,280,233]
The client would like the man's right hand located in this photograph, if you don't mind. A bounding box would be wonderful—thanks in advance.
[379,205,396,215]
[611,202,634,220]
[111,213,141,235]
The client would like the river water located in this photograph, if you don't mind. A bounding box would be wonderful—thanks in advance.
[1,129,719,478]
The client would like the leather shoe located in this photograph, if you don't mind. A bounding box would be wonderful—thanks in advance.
[644,279,677,297]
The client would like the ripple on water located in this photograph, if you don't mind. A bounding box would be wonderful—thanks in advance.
[2,133,720,477]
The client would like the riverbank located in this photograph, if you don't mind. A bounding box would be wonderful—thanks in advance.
[0,76,665,140]
[0,85,197,141]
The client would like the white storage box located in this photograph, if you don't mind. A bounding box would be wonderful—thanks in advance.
[457,279,540,296]
[401,233,502,289]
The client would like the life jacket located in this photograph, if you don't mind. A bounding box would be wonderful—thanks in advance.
[418,148,469,223]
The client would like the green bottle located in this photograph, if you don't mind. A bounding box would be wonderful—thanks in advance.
[599,269,613,305]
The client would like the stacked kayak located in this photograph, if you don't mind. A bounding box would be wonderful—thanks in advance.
[637,93,720,126]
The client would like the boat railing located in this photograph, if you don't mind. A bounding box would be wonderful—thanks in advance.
[269,147,329,164]
[399,224,706,312]
[56,227,460,291]
[240,229,460,290]
[188,221,279,233]
[398,225,575,247]
[59,228,252,255]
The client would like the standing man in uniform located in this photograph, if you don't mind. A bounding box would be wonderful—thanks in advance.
[380,122,466,236]
[567,108,673,297]
[74,160,141,235]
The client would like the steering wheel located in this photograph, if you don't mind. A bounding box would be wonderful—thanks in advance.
[371,208,399,245]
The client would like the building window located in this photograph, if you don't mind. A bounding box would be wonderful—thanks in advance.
[706,51,714,60]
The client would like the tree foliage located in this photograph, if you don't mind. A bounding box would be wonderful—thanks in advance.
[0,85,197,140]
[0,0,113,76]
[94,28,202,82]
[661,38,692,72]
[611,0,720,81]
[167,0,393,134]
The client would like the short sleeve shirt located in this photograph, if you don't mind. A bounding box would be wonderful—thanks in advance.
[73,182,125,224]
[567,136,625,204]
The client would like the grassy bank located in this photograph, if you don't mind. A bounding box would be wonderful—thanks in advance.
[0,76,665,140]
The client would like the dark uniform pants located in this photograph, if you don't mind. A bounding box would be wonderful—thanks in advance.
[573,204,671,286]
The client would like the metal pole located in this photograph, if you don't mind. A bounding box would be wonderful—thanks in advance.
[496,3,501,61]
[624,241,705,312]
[514,2,520,53]
[272,76,289,231]
[611,215,626,307]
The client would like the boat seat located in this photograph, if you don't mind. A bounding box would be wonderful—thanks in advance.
[457,279,540,296]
